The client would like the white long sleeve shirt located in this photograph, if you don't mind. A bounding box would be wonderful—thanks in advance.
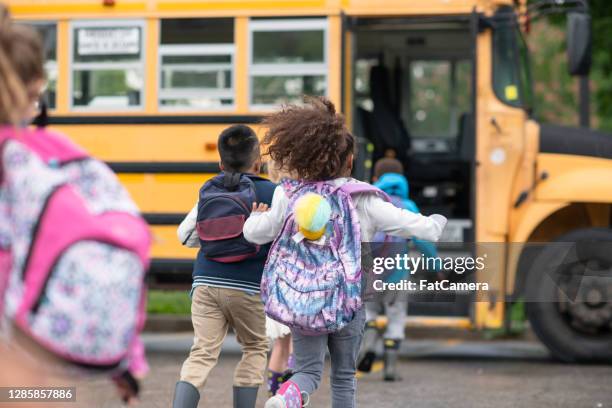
[177,203,200,248]
[243,178,447,245]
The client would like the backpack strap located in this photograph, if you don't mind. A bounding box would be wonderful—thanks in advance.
[25,128,88,164]
[337,181,391,202]
[1,127,90,187]
[281,179,338,200]
[0,126,19,147]
[338,182,392,247]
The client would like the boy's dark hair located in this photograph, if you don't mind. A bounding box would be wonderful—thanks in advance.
[218,125,260,172]
[262,97,354,181]
[373,157,404,179]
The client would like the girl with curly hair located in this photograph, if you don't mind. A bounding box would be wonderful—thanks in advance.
[244,97,447,408]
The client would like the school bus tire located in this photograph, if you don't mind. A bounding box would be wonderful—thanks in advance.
[525,228,612,363]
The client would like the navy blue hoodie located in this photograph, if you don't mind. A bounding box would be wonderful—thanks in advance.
[189,174,276,293]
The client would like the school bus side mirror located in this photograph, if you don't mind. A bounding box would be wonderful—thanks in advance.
[566,12,592,76]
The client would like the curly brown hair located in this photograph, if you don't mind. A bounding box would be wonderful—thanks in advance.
[262,97,355,181]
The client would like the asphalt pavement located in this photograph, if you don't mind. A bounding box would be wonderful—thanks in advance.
[68,333,612,408]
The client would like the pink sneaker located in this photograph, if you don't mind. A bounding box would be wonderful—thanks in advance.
[264,380,305,408]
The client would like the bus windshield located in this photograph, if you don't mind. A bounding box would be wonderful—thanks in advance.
[492,19,534,111]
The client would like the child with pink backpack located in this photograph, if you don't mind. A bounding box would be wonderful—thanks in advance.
[0,8,150,404]
[244,97,447,408]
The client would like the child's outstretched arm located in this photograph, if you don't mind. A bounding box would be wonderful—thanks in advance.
[243,185,288,244]
[363,196,447,242]
[177,203,200,247]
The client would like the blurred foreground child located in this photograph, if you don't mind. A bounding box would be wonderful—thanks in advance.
[0,6,151,404]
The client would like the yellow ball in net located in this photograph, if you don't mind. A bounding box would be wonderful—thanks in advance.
[294,193,332,241]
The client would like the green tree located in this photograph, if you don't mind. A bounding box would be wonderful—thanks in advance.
[528,0,612,131]
[589,1,612,131]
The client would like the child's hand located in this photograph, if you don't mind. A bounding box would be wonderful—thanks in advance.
[430,214,448,231]
[252,202,270,212]
[112,371,140,405]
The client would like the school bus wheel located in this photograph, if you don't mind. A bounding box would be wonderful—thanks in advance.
[525,228,612,363]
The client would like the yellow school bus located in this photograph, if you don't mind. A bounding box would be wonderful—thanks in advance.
[8,0,612,362]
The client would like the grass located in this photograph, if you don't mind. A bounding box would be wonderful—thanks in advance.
[146,292,530,337]
[147,290,191,315]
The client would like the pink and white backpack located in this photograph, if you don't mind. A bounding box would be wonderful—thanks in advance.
[0,126,151,371]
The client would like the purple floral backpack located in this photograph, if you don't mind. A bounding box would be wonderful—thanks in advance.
[261,178,388,334]
[0,126,151,371]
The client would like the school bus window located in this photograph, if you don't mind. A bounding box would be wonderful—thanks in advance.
[411,61,451,137]
[409,59,472,138]
[71,20,145,110]
[517,31,534,111]
[354,58,378,111]
[455,60,473,116]
[249,18,328,108]
[24,22,57,110]
[159,19,235,110]
[492,22,533,109]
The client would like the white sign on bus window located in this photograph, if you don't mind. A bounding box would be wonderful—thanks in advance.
[77,27,140,56]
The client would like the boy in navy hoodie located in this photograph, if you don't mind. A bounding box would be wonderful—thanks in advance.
[172,125,276,408]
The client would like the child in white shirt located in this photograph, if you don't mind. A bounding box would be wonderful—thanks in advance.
[242,97,446,408]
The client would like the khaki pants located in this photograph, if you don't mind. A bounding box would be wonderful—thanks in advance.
[180,285,268,389]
